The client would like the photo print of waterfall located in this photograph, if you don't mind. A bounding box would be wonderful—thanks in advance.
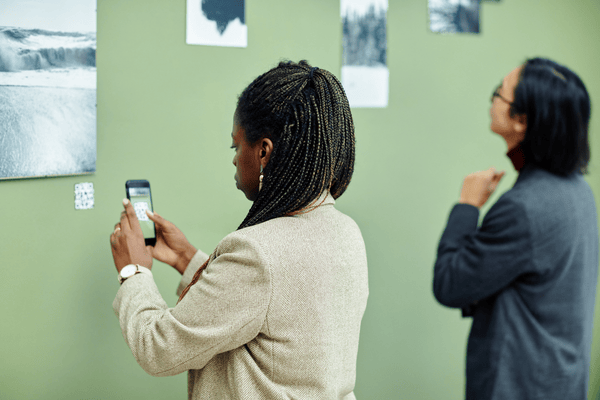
[186,0,247,47]
[429,0,480,34]
[0,0,96,180]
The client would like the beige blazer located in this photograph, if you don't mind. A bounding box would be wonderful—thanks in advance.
[113,193,369,399]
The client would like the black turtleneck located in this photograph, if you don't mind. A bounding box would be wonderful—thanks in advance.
[507,142,526,172]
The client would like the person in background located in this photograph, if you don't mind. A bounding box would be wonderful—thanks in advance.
[109,60,368,399]
[433,57,598,400]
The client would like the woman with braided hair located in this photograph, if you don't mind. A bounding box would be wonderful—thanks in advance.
[109,60,368,399]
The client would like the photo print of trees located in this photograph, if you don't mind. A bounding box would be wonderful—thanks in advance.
[429,0,480,34]
[186,0,247,47]
[341,0,388,108]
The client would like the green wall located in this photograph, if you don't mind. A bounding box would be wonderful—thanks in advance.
[1,0,599,399]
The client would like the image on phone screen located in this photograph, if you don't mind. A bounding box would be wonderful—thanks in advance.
[126,184,155,245]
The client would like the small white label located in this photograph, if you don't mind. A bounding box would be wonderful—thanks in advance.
[75,182,94,210]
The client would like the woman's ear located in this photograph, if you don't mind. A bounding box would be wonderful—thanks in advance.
[259,137,274,168]
[513,114,527,141]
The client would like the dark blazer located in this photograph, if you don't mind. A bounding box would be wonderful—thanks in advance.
[434,164,599,400]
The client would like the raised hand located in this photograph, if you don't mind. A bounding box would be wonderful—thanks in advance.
[459,167,505,209]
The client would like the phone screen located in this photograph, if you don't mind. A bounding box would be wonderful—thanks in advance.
[127,186,155,241]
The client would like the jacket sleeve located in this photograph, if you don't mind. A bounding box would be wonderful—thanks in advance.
[113,233,271,377]
[176,250,209,297]
[433,196,533,309]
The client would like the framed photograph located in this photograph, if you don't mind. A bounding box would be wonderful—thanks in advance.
[0,0,96,180]
[341,0,388,108]
[186,0,247,47]
[429,0,480,34]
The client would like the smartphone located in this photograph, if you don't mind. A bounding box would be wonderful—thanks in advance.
[125,180,156,246]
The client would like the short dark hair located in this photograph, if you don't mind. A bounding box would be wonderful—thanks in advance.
[235,60,355,229]
[511,57,591,175]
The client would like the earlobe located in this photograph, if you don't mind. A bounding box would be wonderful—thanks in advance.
[260,138,274,167]
[514,114,527,136]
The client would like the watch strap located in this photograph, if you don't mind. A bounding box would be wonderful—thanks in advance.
[118,264,153,284]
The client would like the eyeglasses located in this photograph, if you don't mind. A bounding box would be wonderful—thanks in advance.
[491,86,513,105]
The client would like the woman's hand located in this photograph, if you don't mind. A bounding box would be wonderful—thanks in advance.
[110,199,153,272]
[146,210,197,275]
[459,167,505,209]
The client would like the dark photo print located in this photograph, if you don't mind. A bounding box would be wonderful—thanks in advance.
[187,0,247,47]
[343,3,387,67]
[429,0,480,34]
[202,0,245,35]
[0,0,96,180]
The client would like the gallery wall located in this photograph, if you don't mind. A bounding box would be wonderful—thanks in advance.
[1,0,599,399]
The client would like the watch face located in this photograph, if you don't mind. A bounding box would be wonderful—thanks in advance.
[121,265,138,278]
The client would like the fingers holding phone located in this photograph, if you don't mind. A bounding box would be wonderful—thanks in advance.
[146,211,197,275]
[120,180,196,275]
[109,179,156,272]
[110,198,153,272]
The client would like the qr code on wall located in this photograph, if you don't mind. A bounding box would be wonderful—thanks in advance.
[75,182,94,210]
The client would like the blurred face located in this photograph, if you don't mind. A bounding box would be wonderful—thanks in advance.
[231,112,261,201]
[490,65,526,148]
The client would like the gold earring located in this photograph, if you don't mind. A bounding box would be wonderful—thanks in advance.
[259,165,264,192]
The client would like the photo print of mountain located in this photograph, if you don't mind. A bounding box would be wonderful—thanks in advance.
[186,0,247,47]
[0,0,96,180]
[341,0,388,108]
[429,0,480,34]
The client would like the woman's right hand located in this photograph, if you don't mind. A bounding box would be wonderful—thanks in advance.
[459,167,505,209]
[146,210,197,275]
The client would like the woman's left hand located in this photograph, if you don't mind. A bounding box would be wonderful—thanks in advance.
[110,199,153,273]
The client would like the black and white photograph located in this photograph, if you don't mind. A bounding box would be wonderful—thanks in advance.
[429,0,480,34]
[186,0,247,47]
[341,0,388,108]
[0,0,96,180]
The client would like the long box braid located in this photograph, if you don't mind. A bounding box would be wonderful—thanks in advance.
[178,60,355,303]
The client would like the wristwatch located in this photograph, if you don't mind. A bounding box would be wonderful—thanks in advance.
[118,264,151,284]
